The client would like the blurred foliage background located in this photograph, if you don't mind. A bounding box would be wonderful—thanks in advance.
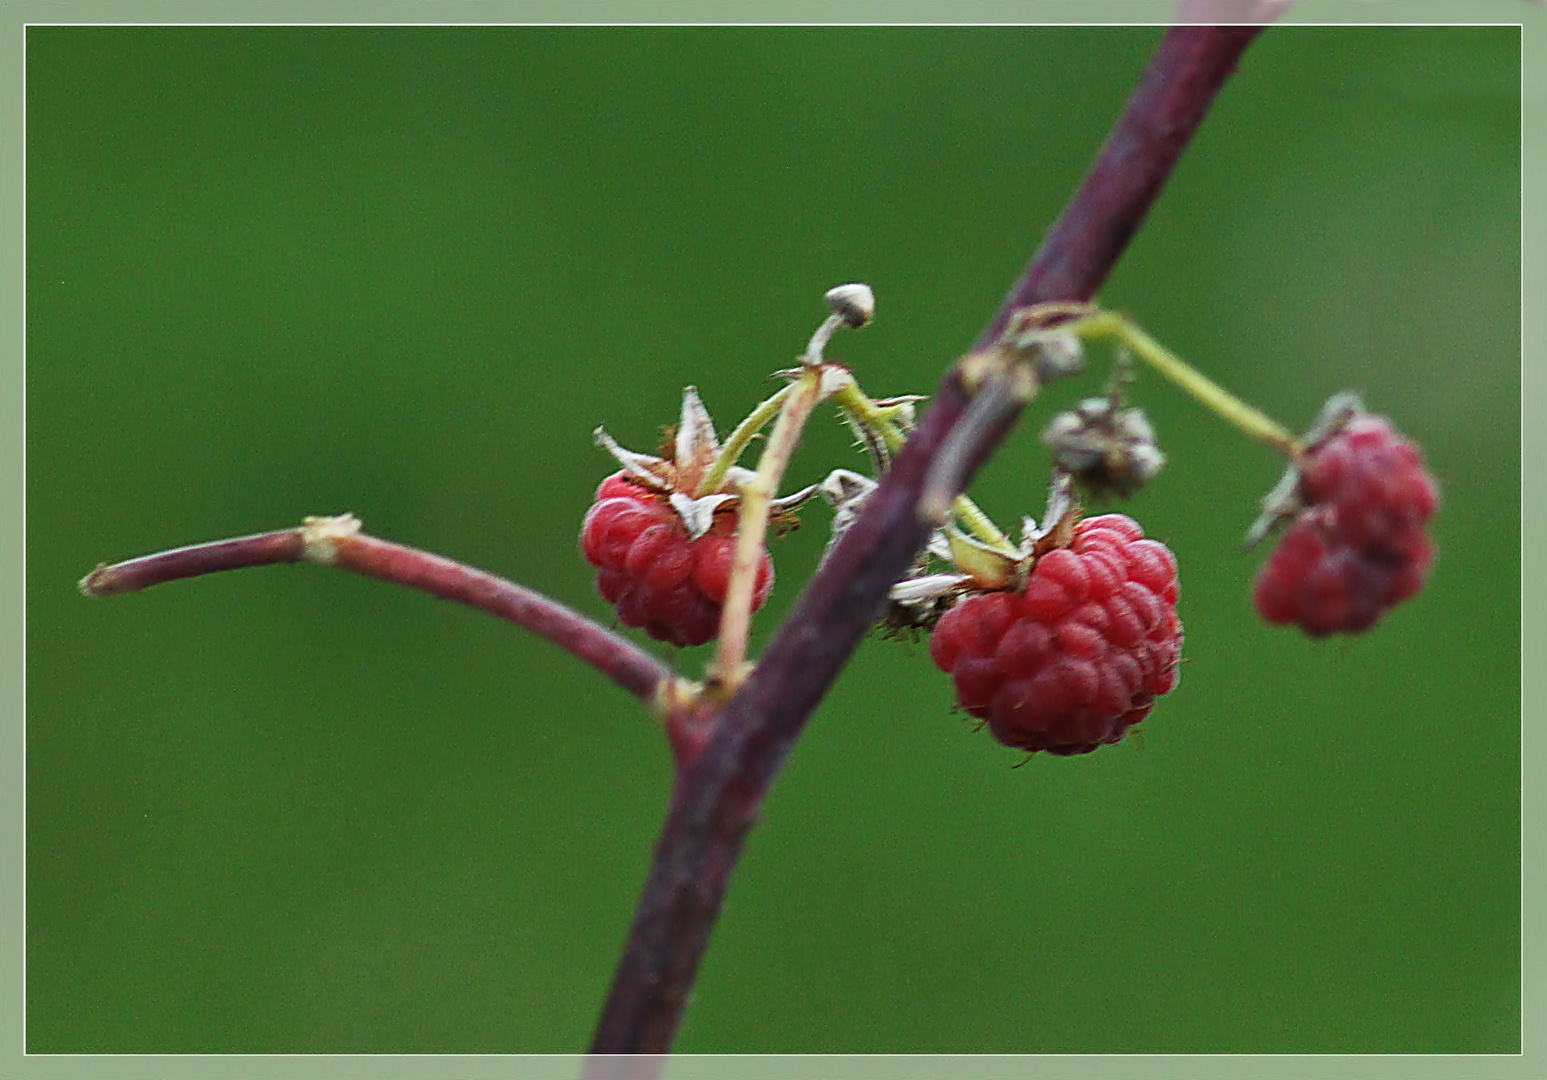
[27,25,1519,1053]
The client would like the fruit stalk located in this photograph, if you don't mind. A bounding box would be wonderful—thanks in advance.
[700,383,793,497]
[834,379,1014,550]
[712,366,824,687]
[1075,309,1300,455]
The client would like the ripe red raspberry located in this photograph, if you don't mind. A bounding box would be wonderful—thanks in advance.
[929,514,1182,756]
[1254,415,1438,636]
[581,472,773,647]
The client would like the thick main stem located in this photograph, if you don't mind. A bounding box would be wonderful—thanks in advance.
[587,24,1267,1066]
[975,27,1264,350]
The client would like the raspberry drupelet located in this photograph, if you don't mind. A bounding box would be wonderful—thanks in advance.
[929,514,1182,756]
[582,472,773,648]
[1254,413,1438,637]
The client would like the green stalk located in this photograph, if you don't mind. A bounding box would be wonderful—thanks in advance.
[1074,311,1301,455]
[712,370,822,688]
[831,382,1015,553]
[699,383,793,495]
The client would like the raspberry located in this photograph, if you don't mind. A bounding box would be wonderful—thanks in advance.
[581,472,773,647]
[1254,415,1438,637]
[929,514,1182,756]
[1297,416,1439,556]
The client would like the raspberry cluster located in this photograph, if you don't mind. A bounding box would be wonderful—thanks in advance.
[1254,415,1437,636]
[929,514,1182,756]
[581,472,773,647]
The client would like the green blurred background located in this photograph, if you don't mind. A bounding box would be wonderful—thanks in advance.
[26,25,1519,1054]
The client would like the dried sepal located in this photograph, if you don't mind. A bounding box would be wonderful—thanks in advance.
[719,464,758,491]
[881,571,969,637]
[668,491,736,540]
[769,482,820,514]
[1304,391,1366,445]
[870,395,924,431]
[839,409,893,473]
[596,387,764,538]
[818,364,855,399]
[817,468,877,559]
[819,468,876,510]
[1030,475,1082,558]
[1244,391,1366,550]
[1244,464,1302,551]
[773,362,856,402]
[889,572,971,605]
[1018,515,1041,550]
[925,529,952,562]
[594,426,674,491]
[759,482,819,537]
[674,387,723,497]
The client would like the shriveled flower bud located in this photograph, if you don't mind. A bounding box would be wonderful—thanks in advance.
[1026,330,1084,382]
[1042,397,1164,498]
[824,283,875,329]
[1000,307,1085,382]
[803,283,875,366]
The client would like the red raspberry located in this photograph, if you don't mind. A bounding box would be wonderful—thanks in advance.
[1254,415,1438,636]
[1297,416,1438,556]
[581,472,773,647]
[928,514,1182,756]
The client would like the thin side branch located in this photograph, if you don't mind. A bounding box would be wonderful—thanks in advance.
[83,517,672,703]
[80,529,307,595]
[587,23,1268,1063]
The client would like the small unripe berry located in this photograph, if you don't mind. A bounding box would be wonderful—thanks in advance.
[1254,413,1438,636]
